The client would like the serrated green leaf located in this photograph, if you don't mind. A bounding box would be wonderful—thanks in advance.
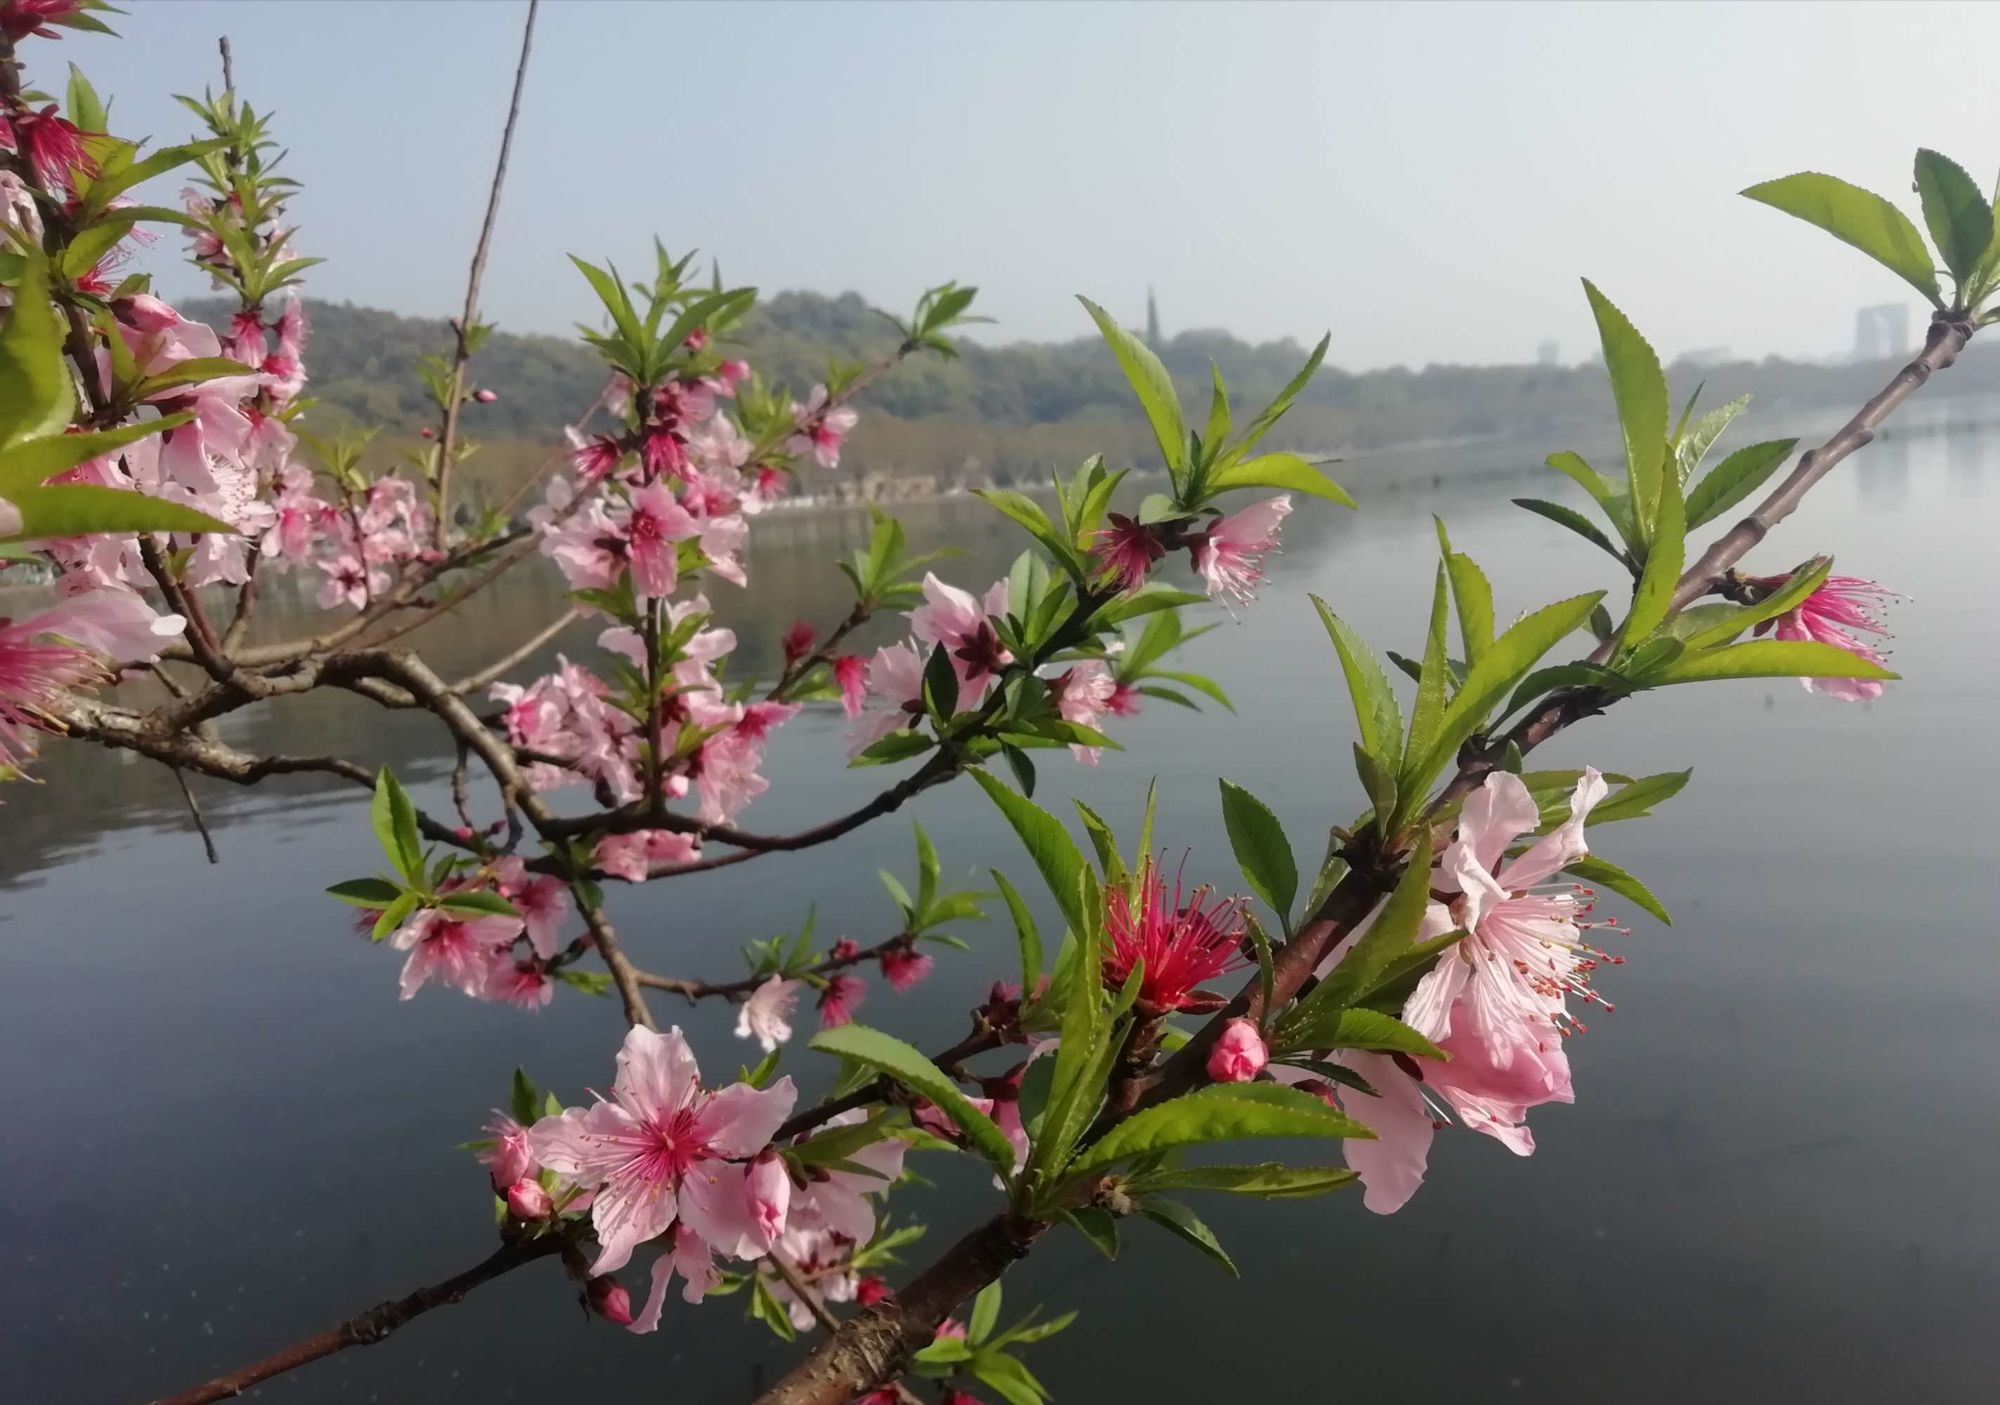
[1311,595,1402,772]
[1643,639,1896,686]
[1063,1206,1119,1258]
[1619,471,1683,652]
[1914,149,1992,288]
[1218,779,1296,927]
[1079,296,1187,478]
[0,259,76,450]
[0,413,193,493]
[1684,438,1797,530]
[1566,854,1671,925]
[972,770,1088,939]
[1582,280,1669,533]
[3,484,233,542]
[1138,1198,1237,1277]
[1742,171,1943,307]
[1204,451,1353,507]
[809,1025,1018,1182]
[325,876,403,908]
[1129,1162,1358,1200]
[1274,1005,1446,1061]
[1063,1082,1372,1183]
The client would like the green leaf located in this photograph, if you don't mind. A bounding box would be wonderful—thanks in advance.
[1403,562,1451,780]
[1586,770,1691,825]
[1311,595,1403,772]
[1072,800,1125,887]
[958,1280,1003,1348]
[1913,149,1992,289]
[1684,438,1797,529]
[921,641,959,722]
[1566,854,1671,925]
[1228,333,1328,462]
[1129,1162,1357,1200]
[1742,171,1944,307]
[1204,451,1354,507]
[1581,280,1669,533]
[1138,1198,1237,1277]
[1511,498,1627,564]
[790,1113,896,1169]
[1078,296,1187,476]
[1619,471,1683,652]
[1644,640,1896,686]
[971,488,1080,572]
[1299,830,1435,1015]
[131,355,258,397]
[0,413,191,493]
[1677,557,1830,651]
[972,770,1088,939]
[1442,542,1495,668]
[991,869,1043,998]
[1062,1206,1120,1259]
[1274,1005,1445,1062]
[1401,591,1605,810]
[1218,779,1297,927]
[66,63,108,134]
[1063,1082,1372,1183]
[0,258,76,449]
[325,877,403,908]
[971,1352,1051,1405]
[438,890,522,918]
[371,768,424,885]
[1674,393,1750,484]
[1544,450,1620,511]
[509,1068,539,1127]
[370,890,420,942]
[3,484,232,541]
[809,1025,1019,1181]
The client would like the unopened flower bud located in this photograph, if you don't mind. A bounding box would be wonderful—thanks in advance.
[113,293,182,332]
[419,426,435,440]
[856,1275,892,1307]
[474,387,498,404]
[1205,1018,1268,1084]
[505,1178,553,1221]
[588,1274,634,1325]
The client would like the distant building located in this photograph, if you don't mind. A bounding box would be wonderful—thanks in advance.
[1536,338,1559,366]
[1855,304,1908,362]
[1145,286,1162,348]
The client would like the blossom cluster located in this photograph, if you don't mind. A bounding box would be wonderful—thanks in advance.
[483,1025,906,1337]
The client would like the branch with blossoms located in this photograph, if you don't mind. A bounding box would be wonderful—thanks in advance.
[4,10,1991,1405]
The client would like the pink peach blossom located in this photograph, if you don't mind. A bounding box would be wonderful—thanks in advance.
[1192,495,1291,606]
[735,977,801,1053]
[528,1025,797,1274]
[1759,573,1897,703]
[388,909,523,1002]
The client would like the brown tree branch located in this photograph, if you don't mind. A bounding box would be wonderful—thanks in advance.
[148,1235,565,1405]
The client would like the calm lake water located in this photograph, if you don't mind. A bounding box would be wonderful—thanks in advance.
[4,410,1998,1403]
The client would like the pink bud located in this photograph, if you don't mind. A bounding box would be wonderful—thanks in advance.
[419,427,435,440]
[453,825,475,842]
[486,1121,535,1191]
[474,387,498,403]
[745,1151,791,1248]
[856,1275,892,1307]
[115,293,183,332]
[588,1275,634,1325]
[942,1392,983,1405]
[505,1178,553,1221]
[1205,1018,1268,1084]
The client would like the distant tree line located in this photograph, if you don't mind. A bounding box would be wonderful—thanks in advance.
[193,291,1994,491]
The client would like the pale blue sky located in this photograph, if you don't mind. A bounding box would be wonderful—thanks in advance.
[51,0,2000,368]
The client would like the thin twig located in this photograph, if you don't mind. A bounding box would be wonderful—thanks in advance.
[432,0,538,545]
[169,766,220,864]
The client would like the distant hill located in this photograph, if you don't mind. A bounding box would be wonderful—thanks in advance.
[190,292,1993,489]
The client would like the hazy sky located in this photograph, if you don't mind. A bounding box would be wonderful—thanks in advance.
[52,0,2000,370]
